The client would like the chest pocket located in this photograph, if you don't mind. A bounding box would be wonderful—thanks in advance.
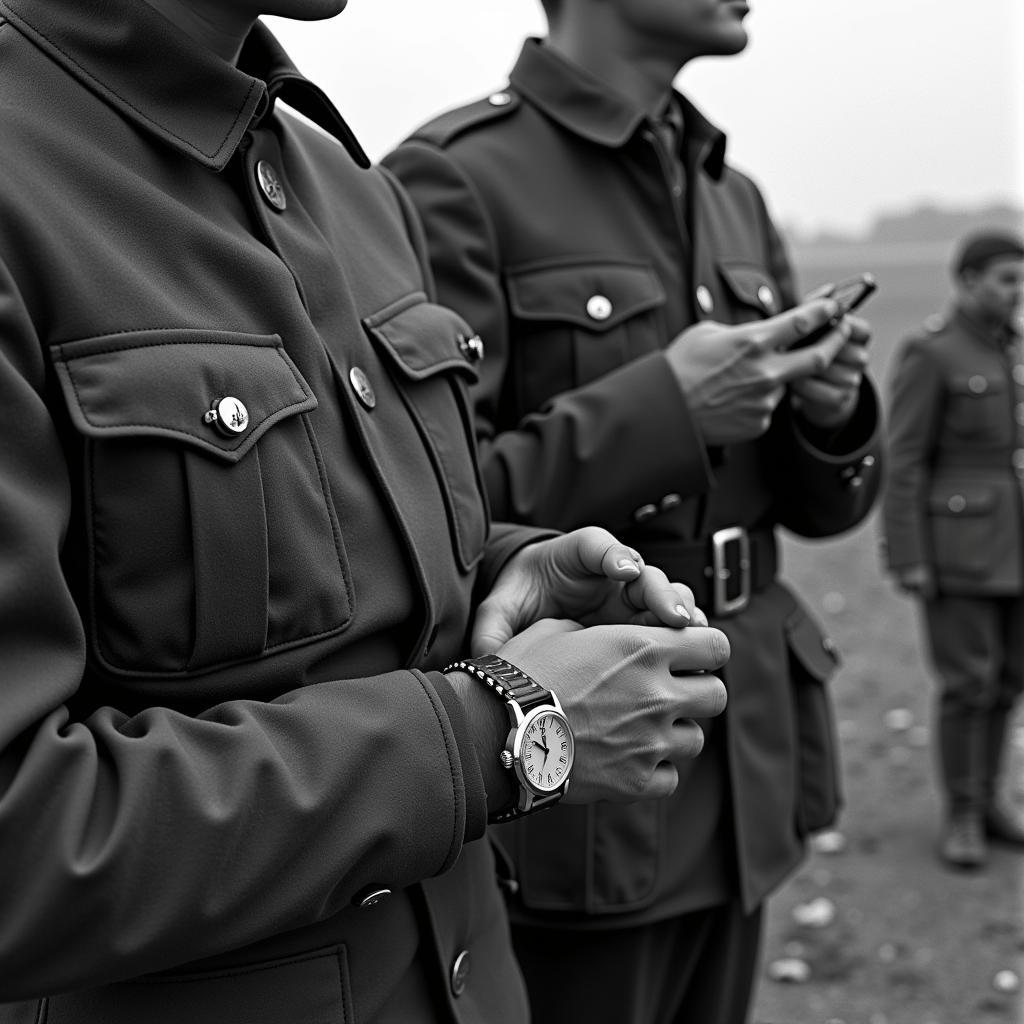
[364,295,488,573]
[945,373,1011,443]
[504,260,666,417]
[715,260,782,323]
[51,329,351,677]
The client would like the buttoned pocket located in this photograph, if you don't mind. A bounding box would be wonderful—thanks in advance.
[364,294,488,572]
[928,481,1002,580]
[785,605,842,836]
[50,329,352,676]
[504,259,666,414]
[946,375,1012,443]
[716,261,782,322]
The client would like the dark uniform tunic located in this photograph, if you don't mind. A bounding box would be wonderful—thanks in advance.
[884,305,1024,812]
[387,38,883,1019]
[0,3,541,1020]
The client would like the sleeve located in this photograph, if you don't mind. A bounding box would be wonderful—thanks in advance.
[0,259,484,998]
[881,336,945,570]
[383,140,712,533]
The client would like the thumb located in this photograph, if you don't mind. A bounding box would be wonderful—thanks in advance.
[475,615,584,659]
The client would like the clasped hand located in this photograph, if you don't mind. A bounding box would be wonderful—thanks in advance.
[471,527,729,804]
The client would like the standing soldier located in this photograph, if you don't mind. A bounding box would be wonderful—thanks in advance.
[386,0,884,1020]
[884,229,1024,869]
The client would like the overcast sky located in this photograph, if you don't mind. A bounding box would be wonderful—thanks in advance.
[266,0,1023,236]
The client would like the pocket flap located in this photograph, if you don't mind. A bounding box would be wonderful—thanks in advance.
[50,329,317,463]
[785,605,840,683]
[505,260,665,333]
[364,292,479,381]
[717,261,780,315]
[928,484,996,515]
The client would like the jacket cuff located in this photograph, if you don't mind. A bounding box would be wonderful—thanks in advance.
[426,670,488,843]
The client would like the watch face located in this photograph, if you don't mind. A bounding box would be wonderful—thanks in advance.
[519,710,574,793]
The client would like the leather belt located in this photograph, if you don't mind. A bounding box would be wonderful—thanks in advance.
[639,526,777,618]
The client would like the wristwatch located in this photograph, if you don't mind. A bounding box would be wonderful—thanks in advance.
[444,653,575,823]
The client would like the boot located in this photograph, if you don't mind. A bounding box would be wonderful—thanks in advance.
[939,810,986,869]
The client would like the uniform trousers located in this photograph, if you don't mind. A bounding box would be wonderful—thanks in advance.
[923,593,1024,812]
[511,902,763,1024]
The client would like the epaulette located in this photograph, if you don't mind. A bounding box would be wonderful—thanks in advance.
[410,89,522,148]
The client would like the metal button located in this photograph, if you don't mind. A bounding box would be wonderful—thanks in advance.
[255,160,286,211]
[1014,364,1024,386]
[660,492,683,513]
[757,284,775,310]
[1014,449,1024,470]
[633,503,659,523]
[357,888,392,909]
[459,333,485,362]
[947,494,967,514]
[487,91,512,107]
[695,285,714,315]
[450,950,471,996]
[848,475,863,489]
[967,375,989,394]
[586,295,613,321]
[203,396,249,437]
[350,367,376,409]
[861,455,876,469]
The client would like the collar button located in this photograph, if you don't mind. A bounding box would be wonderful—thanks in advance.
[256,160,287,211]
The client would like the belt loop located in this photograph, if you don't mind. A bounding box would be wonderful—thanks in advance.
[709,526,751,617]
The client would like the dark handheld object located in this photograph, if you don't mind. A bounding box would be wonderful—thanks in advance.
[791,272,877,349]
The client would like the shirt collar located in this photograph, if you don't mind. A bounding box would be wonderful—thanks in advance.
[507,38,727,178]
[0,0,367,171]
[953,303,1020,350]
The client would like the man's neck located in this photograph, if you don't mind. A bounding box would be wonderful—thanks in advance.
[545,29,680,118]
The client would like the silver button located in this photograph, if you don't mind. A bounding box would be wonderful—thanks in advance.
[947,494,967,513]
[450,950,471,996]
[586,294,613,321]
[357,888,392,908]
[695,285,714,315]
[967,375,988,394]
[203,396,249,437]
[255,160,286,211]
[1014,364,1024,386]
[861,455,876,469]
[350,367,376,409]
[633,503,658,523]
[1014,449,1024,470]
[660,492,683,512]
[488,91,512,107]
[459,333,485,362]
[757,284,775,310]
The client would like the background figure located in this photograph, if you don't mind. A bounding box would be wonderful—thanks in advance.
[0,0,733,1020]
[386,1,883,1021]
[883,229,1024,869]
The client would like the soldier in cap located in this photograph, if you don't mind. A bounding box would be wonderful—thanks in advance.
[884,228,1024,869]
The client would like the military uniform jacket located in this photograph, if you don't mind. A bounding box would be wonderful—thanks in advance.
[884,306,1024,595]
[0,3,543,1021]
[387,39,883,919]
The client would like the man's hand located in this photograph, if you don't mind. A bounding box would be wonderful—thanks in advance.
[789,314,871,431]
[665,297,848,445]
[471,526,706,656]
[894,563,936,600]
[496,618,729,803]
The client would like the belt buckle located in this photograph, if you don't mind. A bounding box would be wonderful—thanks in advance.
[709,526,751,617]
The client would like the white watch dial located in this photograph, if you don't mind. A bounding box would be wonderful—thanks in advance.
[520,710,574,793]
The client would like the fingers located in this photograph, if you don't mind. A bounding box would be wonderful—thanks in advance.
[556,525,645,580]
[622,571,697,627]
[745,297,839,353]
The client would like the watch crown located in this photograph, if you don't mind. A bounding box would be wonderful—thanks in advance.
[499,750,515,770]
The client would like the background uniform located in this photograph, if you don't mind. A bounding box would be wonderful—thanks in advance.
[387,38,883,1022]
[0,3,546,1019]
[884,306,1024,830]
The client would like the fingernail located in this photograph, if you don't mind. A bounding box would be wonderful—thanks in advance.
[675,604,691,622]
[617,559,640,572]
